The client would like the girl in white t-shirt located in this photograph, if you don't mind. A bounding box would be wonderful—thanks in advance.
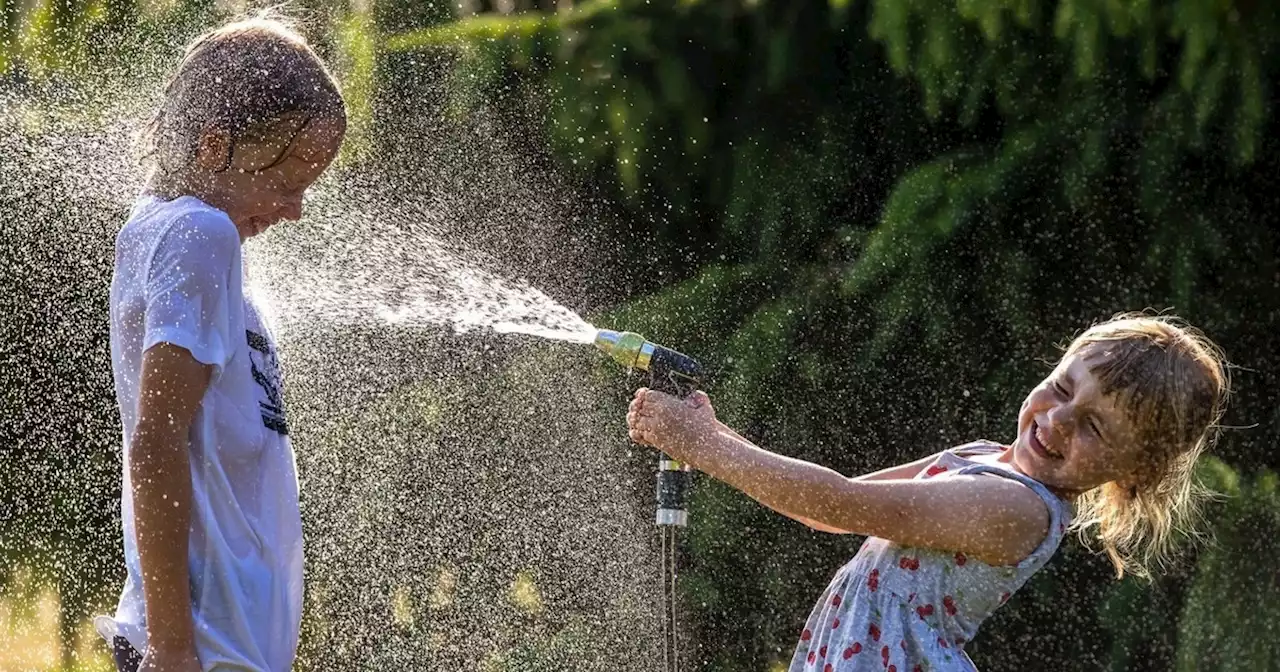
[96,12,345,672]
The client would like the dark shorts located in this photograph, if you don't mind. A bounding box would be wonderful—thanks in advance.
[112,636,143,672]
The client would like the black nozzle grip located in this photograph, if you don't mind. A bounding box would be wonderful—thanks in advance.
[647,345,702,398]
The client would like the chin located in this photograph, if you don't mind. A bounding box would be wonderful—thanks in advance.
[242,218,275,239]
[1012,432,1051,481]
[1012,445,1080,492]
[1011,442,1038,477]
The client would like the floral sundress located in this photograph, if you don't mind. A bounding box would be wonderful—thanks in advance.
[787,441,1073,672]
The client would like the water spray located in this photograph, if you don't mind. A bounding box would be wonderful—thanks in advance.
[593,328,703,672]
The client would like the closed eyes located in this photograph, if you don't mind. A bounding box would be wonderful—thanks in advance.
[1052,379,1108,441]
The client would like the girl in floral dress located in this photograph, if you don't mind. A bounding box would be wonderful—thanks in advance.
[625,313,1229,670]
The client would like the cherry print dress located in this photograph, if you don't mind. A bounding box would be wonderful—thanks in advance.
[787,441,1073,672]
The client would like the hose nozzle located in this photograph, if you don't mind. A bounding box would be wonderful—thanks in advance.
[594,329,654,371]
[593,329,702,396]
[594,328,703,528]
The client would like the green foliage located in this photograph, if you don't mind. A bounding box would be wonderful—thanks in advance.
[860,0,1276,347]
[332,9,380,165]
[1094,455,1243,671]
[1176,464,1280,670]
[394,0,1279,373]
[1098,574,1180,671]
[395,1,1280,669]
[1,0,215,78]
[287,338,670,671]
[2,0,103,75]
[388,0,916,276]
[483,617,594,672]
[870,0,1274,164]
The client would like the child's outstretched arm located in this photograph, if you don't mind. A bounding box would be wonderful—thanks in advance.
[628,389,1049,566]
[714,422,942,533]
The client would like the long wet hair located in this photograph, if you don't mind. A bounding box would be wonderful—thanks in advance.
[1062,312,1230,579]
[142,9,345,175]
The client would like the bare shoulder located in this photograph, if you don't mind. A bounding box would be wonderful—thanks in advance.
[960,471,1053,566]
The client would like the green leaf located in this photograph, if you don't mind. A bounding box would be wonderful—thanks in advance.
[1177,468,1280,670]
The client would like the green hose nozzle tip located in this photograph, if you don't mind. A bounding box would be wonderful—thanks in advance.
[594,329,650,370]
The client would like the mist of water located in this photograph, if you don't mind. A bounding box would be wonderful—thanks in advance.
[4,65,602,350]
[3,44,664,672]
[246,202,600,346]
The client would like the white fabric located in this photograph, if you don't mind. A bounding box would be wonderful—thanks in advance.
[96,195,303,672]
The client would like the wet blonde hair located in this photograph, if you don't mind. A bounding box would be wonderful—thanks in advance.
[1062,312,1230,579]
[143,9,345,174]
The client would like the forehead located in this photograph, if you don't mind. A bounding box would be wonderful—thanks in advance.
[271,116,345,175]
[286,116,345,164]
[233,114,345,174]
[1057,347,1142,432]
[1054,345,1157,440]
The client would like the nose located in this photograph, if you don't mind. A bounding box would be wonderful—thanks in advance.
[1045,404,1077,436]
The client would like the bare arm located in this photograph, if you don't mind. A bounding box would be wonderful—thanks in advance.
[629,393,1046,565]
[850,452,941,482]
[685,429,1045,564]
[792,451,944,533]
[715,421,943,533]
[131,343,211,659]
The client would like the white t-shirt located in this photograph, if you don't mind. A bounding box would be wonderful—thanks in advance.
[95,195,303,672]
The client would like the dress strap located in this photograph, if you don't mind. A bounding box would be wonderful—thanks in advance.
[954,464,1074,570]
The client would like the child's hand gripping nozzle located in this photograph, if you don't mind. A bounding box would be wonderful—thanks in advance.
[594,329,703,527]
[594,328,703,672]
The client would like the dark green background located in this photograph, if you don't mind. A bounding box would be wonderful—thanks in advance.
[2,0,1278,670]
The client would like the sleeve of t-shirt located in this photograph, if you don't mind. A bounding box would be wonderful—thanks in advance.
[142,210,240,375]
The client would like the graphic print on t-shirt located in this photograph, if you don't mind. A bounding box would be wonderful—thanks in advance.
[246,329,288,435]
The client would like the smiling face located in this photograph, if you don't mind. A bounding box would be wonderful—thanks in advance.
[191,113,346,239]
[146,17,347,237]
[1011,345,1150,495]
[1004,314,1229,578]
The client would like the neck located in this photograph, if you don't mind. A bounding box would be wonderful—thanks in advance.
[145,171,248,241]
[146,171,235,216]
[995,445,1084,502]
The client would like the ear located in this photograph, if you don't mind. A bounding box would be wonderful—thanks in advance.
[192,128,232,172]
[1114,465,1149,498]
[1114,477,1140,499]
